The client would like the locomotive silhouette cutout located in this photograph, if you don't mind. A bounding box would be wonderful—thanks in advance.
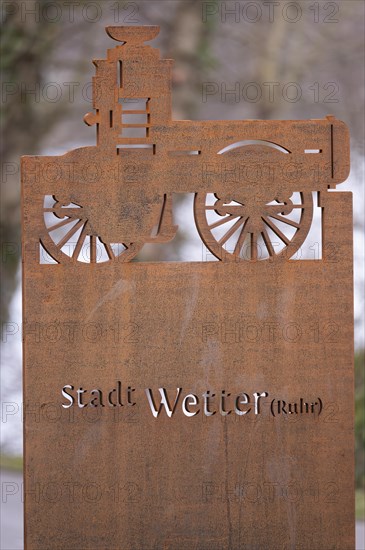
[24,26,350,263]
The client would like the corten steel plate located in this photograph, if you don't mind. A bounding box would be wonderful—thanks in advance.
[22,26,354,549]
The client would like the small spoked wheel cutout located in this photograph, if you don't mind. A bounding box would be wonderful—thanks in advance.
[194,192,313,261]
[42,195,143,264]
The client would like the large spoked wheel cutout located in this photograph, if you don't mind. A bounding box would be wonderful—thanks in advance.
[194,192,313,261]
[42,195,143,264]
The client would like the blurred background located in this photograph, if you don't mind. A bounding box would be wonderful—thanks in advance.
[1,0,364,547]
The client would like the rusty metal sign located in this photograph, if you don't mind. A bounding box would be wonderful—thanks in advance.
[22,26,354,549]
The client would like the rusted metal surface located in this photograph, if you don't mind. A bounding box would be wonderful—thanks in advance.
[22,26,353,549]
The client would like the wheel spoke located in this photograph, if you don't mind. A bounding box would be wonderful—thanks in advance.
[90,236,97,263]
[233,217,249,255]
[102,241,115,260]
[268,213,300,229]
[48,217,75,232]
[218,217,244,246]
[250,233,258,260]
[57,219,84,249]
[262,216,290,246]
[261,228,275,257]
[72,221,88,260]
[208,214,239,230]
